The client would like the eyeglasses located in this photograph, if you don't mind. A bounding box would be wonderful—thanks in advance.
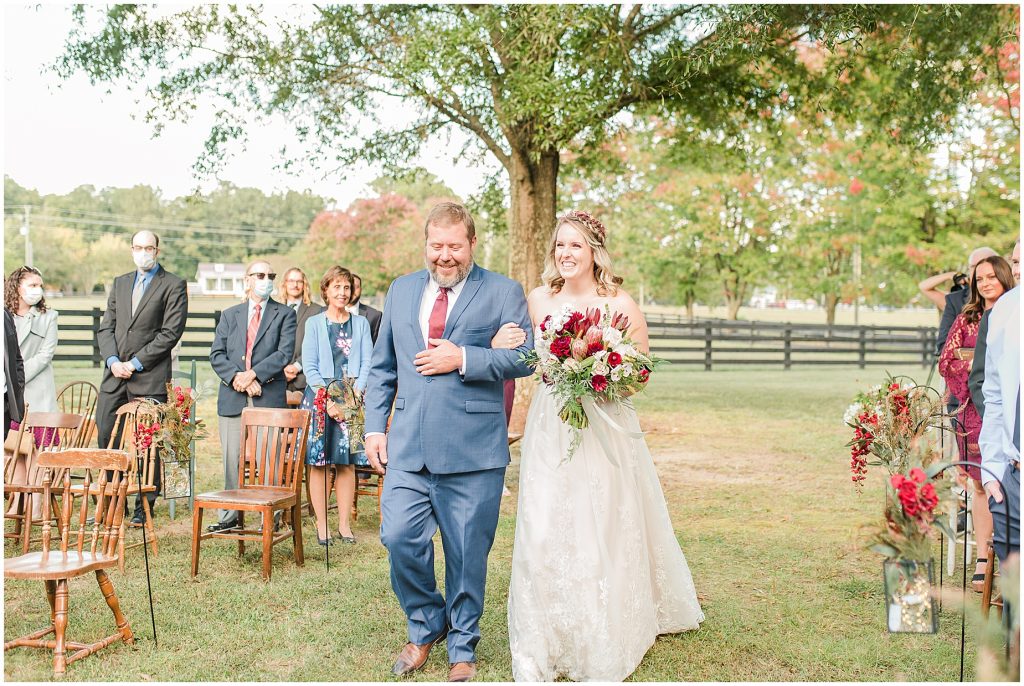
[247,272,277,281]
[284,278,305,285]
[132,246,158,254]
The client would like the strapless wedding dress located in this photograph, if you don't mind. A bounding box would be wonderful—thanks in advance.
[507,384,704,682]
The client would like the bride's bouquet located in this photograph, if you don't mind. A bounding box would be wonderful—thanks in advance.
[520,304,660,459]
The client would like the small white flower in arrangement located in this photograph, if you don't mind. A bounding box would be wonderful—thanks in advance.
[593,360,610,377]
[620,363,635,378]
[593,350,607,362]
[603,326,623,347]
[610,367,623,382]
[563,358,581,373]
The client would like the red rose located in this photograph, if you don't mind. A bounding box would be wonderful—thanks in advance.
[550,336,572,359]
[920,483,939,511]
[607,352,622,367]
[638,368,650,383]
[591,374,608,392]
[909,467,926,484]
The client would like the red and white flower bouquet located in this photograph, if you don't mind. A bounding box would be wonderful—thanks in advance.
[521,304,660,458]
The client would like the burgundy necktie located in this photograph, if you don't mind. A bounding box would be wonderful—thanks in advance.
[427,287,450,348]
[245,303,261,370]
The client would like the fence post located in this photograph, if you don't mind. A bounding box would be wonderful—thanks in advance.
[920,328,930,368]
[858,326,867,369]
[704,324,713,372]
[91,307,102,368]
[784,327,792,370]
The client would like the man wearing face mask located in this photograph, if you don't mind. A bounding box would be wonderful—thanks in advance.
[96,231,189,525]
[207,261,296,533]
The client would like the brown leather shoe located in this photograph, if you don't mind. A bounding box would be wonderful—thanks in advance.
[391,630,447,676]
[448,662,477,682]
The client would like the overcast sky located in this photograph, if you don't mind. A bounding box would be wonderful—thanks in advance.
[3,4,497,207]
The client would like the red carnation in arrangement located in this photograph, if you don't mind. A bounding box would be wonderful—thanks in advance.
[549,336,572,359]
[607,351,622,368]
[638,368,650,383]
[591,374,608,392]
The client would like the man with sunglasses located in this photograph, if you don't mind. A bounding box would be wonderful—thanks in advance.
[96,230,188,524]
[208,261,296,533]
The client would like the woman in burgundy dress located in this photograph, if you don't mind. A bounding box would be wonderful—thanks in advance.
[938,254,1015,590]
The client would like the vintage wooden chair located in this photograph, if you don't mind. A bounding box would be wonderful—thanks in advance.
[191,407,310,581]
[56,381,99,448]
[5,411,85,554]
[980,539,1003,619]
[102,400,161,569]
[3,449,134,675]
[351,464,383,522]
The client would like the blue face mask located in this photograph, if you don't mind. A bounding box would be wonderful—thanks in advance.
[252,279,274,300]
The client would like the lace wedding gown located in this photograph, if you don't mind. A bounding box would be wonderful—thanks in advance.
[508,383,704,682]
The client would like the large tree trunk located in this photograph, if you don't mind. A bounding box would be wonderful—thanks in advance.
[505,146,559,433]
[825,292,839,327]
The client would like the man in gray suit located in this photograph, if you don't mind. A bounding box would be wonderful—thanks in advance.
[364,202,533,682]
[349,273,382,344]
[96,230,188,524]
[208,261,296,532]
[281,267,323,394]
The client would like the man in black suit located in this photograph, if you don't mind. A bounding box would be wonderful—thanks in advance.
[96,230,189,524]
[281,267,324,394]
[349,273,382,344]
[4,310,25,438]
[208,261,296,532]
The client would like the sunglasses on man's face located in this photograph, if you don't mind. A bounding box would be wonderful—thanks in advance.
[248,272,277,281]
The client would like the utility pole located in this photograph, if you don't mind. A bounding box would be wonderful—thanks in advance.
[853,242,862,327]
[20,206,33,267]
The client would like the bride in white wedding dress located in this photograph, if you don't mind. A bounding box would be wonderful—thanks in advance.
[498,211,703,682]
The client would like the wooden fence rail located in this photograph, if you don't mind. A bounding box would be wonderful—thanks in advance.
[52,309,937,371]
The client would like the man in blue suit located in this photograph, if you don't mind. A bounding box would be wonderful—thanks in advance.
[364,202,533,682]
[208,261,296,532]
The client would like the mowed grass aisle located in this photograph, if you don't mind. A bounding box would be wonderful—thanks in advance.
[4,364,977,681]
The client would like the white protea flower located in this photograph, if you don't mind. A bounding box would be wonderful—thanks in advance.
[603,326,623,347]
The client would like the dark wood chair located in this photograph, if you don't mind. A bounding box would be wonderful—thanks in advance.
[102,400,161,570]
[191,407,310,581]
[5,411,85,554]
[56,381,99,448]
[3,449,134,676]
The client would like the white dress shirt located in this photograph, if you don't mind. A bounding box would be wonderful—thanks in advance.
[980,286,1021,486]
[419,271,469,375]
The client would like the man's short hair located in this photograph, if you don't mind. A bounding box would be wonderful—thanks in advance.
[423,202,475,241]
[131,230,160,248]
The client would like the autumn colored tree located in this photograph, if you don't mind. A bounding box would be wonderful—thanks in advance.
[55,4,1012,291]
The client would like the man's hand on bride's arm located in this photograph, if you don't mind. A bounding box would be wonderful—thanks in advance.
[491,322,527,350]
[364,434,388,475]
[416,339,463,375]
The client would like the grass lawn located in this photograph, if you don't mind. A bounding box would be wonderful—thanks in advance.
[4,363,1000,681]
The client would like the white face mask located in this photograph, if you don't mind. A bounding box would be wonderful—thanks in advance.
[252,279,274,300]
[133,251,157,271]
[21,286,43,306]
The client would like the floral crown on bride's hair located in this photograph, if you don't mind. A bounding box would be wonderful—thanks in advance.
[562,210,607,244]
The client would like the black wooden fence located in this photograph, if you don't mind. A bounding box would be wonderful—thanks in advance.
[54,309,937,371]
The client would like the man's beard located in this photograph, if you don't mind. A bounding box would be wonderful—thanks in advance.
[427,258,474,288]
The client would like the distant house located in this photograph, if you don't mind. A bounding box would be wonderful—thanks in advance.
[194,262,246,296]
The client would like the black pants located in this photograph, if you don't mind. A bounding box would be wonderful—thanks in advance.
[97,386,166,518]
[989,462,1020,563]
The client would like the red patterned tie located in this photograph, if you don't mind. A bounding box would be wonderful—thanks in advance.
[427,287,450,348]
[245,303,261,370]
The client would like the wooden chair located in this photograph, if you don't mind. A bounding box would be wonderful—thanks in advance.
[5,411,85,554]
[103,400,161,569]
[3,449,134,675]
[56,381,99,448]
[191,407,310,581]
[351,464,383,522]
[981,539,1004,619]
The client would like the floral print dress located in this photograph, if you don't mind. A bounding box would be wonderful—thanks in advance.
[301,318,364,467]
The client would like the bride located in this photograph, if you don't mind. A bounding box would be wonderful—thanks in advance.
[495,210,703,682]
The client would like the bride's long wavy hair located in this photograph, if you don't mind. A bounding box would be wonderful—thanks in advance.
[541,211,623,296]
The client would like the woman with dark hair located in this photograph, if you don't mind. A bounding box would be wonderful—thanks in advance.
[939,254,1015,591]
[301,265,373,545]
